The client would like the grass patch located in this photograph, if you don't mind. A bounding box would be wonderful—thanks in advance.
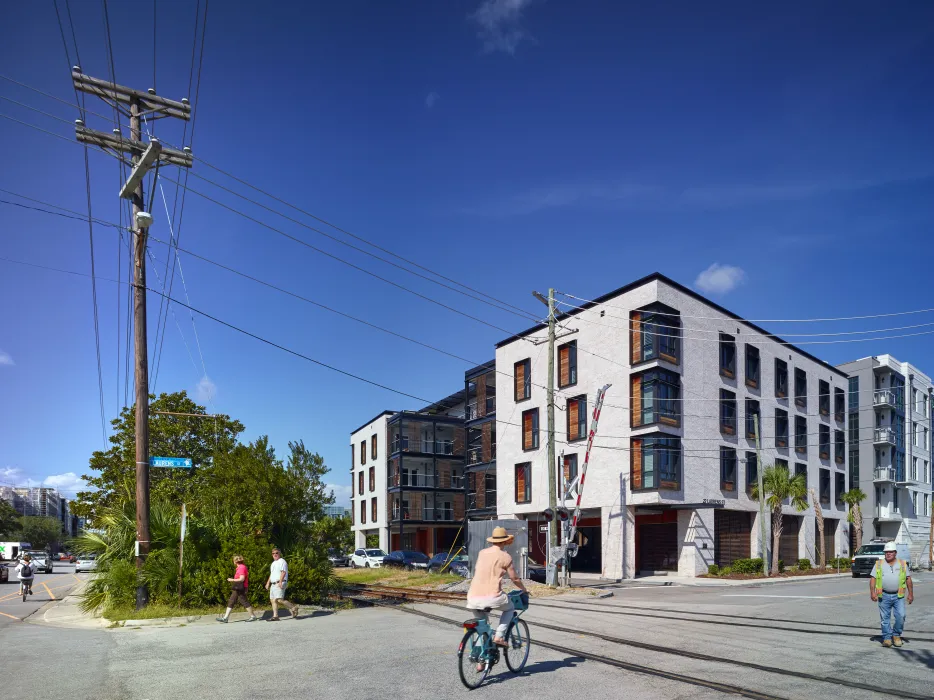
[335,567,460,588]
[104,603,227,621]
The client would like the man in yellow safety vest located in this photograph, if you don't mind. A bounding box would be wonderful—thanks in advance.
[869,541,914,648]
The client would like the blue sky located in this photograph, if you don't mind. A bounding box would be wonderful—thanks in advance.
[1,1,932,505]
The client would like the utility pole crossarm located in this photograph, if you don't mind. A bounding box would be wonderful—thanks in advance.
[72,70,191,121]
[76,125,193,168]
[119,140,162,199]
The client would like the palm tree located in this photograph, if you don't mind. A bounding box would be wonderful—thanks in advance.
[810,488,825,568]
[751,465,808,575]
[841,488,868,554]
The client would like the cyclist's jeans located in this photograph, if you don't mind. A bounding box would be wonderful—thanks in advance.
[472,600,515,638]
[878,592,905,640]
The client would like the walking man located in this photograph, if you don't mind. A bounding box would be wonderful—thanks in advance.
[870,541,913,648]
[264,548,299,621]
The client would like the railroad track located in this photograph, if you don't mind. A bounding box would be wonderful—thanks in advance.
[341,583,467,603]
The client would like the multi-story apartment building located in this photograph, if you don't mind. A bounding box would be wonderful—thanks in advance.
[495,272,850,578]
[836,355,932,561]
[350,411,394,551]
[465,361,498,521]
[1,486,63,519]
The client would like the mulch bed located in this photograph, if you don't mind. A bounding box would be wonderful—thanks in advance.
[700,568,848,580]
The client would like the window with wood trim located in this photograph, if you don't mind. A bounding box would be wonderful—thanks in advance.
[631,435,681,491]
[795,415,807,454]
[775,408,789,448]
[720,446,737,492]
[719,334,736,378]
[522,408,539,450]
[515,462,531,504]
[819,468,831,504]
[566,395,587,442]
[563,454,578,489]
[720,389,737,435]
[745,399,760,439]
[631,369,680,428]
[746,451,758,495]
[369,466,376,492]
[745,345,760,389]
[371,434,377,460]
[835,430,845,464]
[558,341,577,388]
[371,497,377,522]
[350,499,354,525]
[514,359,531,402]
[835,473,845,505]
[834,388,845,422]
[358,470,364,495]
[818,380,830,416]
[630,305,681,365]
[794,368,807,408]
[775,359,788,398]
[360,499,366,525]
[360,440,367,465]
[819,424,830,459]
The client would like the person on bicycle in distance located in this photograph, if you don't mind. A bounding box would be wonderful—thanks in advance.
[466,527,528,652]
[16,554,35,597]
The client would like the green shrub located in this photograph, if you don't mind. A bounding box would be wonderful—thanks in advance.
[707,564,720,576]
[797,558,812,570]
[719,566,732,576]
[778,559,785,573]
[730,558,765,575]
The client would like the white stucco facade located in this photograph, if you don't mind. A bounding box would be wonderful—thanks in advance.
[350,412,393,552]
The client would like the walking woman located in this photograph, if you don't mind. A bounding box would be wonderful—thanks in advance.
[217,555,259,623]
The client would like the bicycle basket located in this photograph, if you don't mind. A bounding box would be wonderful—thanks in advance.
[508,590,529,610]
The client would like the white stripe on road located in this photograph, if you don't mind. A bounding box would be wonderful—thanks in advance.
[720,594,831,599]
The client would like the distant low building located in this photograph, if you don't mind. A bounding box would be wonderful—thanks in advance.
[324,504,350,519]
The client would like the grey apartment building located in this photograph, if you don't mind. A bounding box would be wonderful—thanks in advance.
[495,273,850,578]
[836,355,932,561]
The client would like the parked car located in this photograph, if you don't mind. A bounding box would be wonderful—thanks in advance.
[527,562,546,584]
[382,550,430,570]
[22,551,53,574]
[327,549,349,567]
[0,565,8,583]
[349,548,387,568]
[851,540,911,577]
[427,551,468,575]
[75,555,98,573]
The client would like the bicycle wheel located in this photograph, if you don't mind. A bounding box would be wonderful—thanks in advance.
[457,629,491,689]
[504,618,530,673]
[22,584,27,603]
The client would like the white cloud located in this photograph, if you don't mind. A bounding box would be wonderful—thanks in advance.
[42,472,86,493]
[1,466,23,481]
[195,375,216,404]
[327,482,352,507]
[425,92,440,108]
[695,263,747,296]
[0,350,13,366]
[470,0,534,54]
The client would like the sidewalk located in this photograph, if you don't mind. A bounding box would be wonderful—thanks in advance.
[37,579,111,629]
[573,572,852,589]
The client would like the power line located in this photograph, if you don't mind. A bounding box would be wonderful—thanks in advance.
[82,143,107,446]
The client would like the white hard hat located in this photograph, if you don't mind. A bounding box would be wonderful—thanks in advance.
[884,541,898,552]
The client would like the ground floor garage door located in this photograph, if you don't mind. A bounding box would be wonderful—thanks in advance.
[638,522,678,572]
[779,515,801,564]
[568,524,601,573]
[715,510,751,567]
[815,518,837,561]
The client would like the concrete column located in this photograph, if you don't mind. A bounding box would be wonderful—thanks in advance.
[379,527,389,553]
[681,509,714,576]
[602,503,634,580]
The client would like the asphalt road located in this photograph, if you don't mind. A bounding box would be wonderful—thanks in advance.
[0,561,89,628]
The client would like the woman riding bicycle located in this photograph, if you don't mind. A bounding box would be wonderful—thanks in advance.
[15,554,35,597]
[466,527,528,658]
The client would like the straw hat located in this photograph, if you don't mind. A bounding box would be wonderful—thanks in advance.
[487,527,514,544]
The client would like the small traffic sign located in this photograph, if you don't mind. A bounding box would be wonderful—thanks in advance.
[539,525,548,533]
[150,457,192,468]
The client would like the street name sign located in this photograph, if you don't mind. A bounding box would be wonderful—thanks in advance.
[150,457,192,468]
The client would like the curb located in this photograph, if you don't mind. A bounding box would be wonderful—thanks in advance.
[673,572,852,587]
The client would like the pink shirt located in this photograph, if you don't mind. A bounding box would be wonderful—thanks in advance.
[235,563,249,589]
[467,546,512,600]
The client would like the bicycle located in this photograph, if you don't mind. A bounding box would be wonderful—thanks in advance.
[457,590,531,689]
[20,579,33,602]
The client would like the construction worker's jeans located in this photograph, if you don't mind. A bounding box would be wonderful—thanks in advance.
[878,592,905,640]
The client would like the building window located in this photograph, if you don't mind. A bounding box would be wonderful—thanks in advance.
[775,359,788,398]
[371,434,377,460]
[835,430,845,465]
[567,395,587,442]
[795,415,807,454]
[745,399,760,439]
[514,359,531,402]
[746,451,758,495]
[818,380,830,416]
[515,462,531,504]
[630,305,681,365]
[360,499,366,525]
[720,446,737,492]
[719,333,736,378]
[350,499,354,525]
[835,473,845,505]
[819,468,831,504]
[563,454,578,489]
[369,466,375,492]
[631,369,681,428]
[745,345,760,389]
[360,440,367,465]
[631,435,681,490]
[795,463,808,489]
[775,408,789,448]
[720,389,737,435]
[794,368,807,408]
[834,388,845,421]
[371,498,377,522]
[358,471,364,495]
[819,424,830,460]
[522,408,539,450]
[558,341,577,388]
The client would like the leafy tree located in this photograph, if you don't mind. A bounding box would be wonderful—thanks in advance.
[841,488,867,553]
[312,515,353,554]
[751,465,808,575]
[75,391,244,521]
[0,498,19,538]
[19,516,63,549]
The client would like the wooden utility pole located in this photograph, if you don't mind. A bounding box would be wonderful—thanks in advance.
[72,69,191,608]
[545,287,557,560]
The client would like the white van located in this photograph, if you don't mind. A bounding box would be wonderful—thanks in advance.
[850,539,911,577]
